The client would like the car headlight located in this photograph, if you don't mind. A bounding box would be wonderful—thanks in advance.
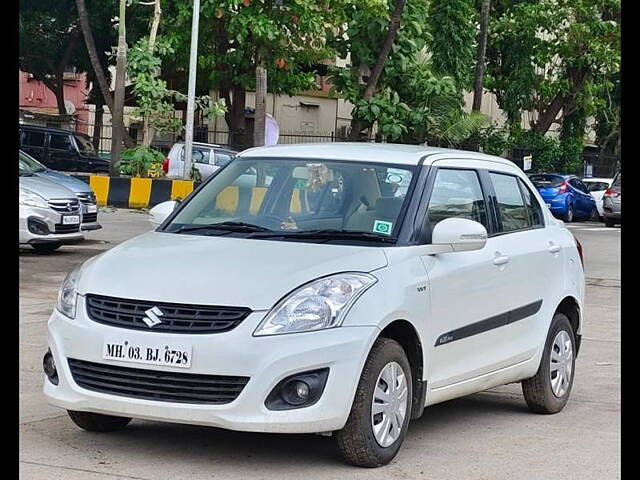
[254,272,377,336]
[19,188,48,208]
[57,266,81,319]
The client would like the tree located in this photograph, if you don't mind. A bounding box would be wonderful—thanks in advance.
[427,0,476,95]
[111,0,128,175]
[472,0,491,111]
[19,0,83,115]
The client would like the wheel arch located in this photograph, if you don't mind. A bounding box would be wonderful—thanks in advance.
[554,295,582,356]
[377,319,426,420]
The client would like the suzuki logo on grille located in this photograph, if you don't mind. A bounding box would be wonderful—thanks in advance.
[66,202,75,212]
[143,306,164,327]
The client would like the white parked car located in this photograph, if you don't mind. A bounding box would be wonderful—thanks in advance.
[581,177,613,219]
[44,144,585,467]
[164,141,238,179]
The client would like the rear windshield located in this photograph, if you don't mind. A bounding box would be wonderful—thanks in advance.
[583,181,610,192]
[612,172,621,188]
[529,175,564,187]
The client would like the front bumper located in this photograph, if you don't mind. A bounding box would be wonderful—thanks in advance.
[44,300,379,433]
[19,205,84,245]
[80,203,102,231]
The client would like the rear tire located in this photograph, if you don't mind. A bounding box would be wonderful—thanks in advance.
[588,207,599,222]
[67,411,132,432]
[32,243,61,254]
[604,217,616,227]
[335,338,413,468]
[562,205,574,223]
[522,313,575,414]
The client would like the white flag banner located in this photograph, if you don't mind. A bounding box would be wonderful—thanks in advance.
[265,113,280,146]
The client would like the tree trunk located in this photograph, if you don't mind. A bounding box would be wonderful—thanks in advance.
[111,0,128,176]
[75,0,135,149]
[254,64,267,147]
[472,0,491,112]
[348,0,406,141]
[92,92,104,150]
[142,0,162,147]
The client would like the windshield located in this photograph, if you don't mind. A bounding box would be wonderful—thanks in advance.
[163,157,418,244]
[74,134,97,155]
[19,151,46,173]
[529,174,564,188]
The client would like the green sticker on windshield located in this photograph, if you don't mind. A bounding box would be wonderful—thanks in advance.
[373,220,393,235]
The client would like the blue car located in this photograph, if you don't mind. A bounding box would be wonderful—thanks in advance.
[529,173,598,223]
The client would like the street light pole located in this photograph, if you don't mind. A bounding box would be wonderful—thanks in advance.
[183,0,200,180]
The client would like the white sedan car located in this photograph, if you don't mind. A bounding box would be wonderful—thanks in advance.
[44,143,584,467]
[581,177,613,219]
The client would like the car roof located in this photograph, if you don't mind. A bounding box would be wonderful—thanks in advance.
[238,142,515,167]
[19,123,84,136]
[173,141,237,151]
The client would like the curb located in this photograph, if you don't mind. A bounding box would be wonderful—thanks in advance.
[71,175,197,209]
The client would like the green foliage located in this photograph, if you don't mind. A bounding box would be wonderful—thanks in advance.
[427,0,476,92]
[119,145,165,177]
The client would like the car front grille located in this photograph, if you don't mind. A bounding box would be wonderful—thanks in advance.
[85,295,252,334]
[76,192,97,204]
[48,198,81,214]
[54,223,81,234]
[68,358,249,404]
[82,212,98,223]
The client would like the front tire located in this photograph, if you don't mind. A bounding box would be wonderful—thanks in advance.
[335,338,412,468]
[522,313,575,414]
[67,410,132,432]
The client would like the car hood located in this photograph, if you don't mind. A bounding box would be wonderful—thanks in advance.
[78,232,388,310]
[36,170,91,193]
[19,175,77,200]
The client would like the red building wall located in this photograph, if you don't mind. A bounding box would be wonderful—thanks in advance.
[19,70,91,134]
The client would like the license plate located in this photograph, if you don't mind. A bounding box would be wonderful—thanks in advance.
[103,337,192,368]
[62,215,80,225]
[87,205,98,213]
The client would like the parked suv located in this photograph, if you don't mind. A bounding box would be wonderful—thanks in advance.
[44,144,584,467]
[19,124,110,173]
[164,141,238,180]
[20,150,101,231]
[529,173,598,222]
[602,170,621,227]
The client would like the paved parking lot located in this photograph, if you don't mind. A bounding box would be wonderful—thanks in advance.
[19,211,620,479]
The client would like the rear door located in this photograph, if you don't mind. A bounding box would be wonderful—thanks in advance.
[483,169,561,363]
[47,133,78,171]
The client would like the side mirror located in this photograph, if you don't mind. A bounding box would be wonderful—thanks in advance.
[430,218,487,253]
[149,200,178,226]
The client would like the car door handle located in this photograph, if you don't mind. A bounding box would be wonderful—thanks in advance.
[493,255,510,266]
[548,244,561,254]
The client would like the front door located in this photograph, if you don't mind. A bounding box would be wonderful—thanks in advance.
[421,165,513,389]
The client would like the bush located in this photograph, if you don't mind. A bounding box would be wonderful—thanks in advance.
[119,146,165,178]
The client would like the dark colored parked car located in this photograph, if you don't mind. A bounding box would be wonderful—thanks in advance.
[529,173,598,223]
[602,170,621,227]
[19,124,110,174]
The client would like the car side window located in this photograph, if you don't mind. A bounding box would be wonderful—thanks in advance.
[179,147,211,165]
[49,133,74,151]
[23,130,46,147]
[518,178,543,227]
[490,172,530,232]
[426,169,488,229]
[215,152,234,167]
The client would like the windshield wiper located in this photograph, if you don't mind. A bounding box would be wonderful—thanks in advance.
[171,221,273,234]
[249,229,397,243]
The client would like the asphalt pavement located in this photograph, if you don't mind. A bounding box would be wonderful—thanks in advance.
[19,211,621,479]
